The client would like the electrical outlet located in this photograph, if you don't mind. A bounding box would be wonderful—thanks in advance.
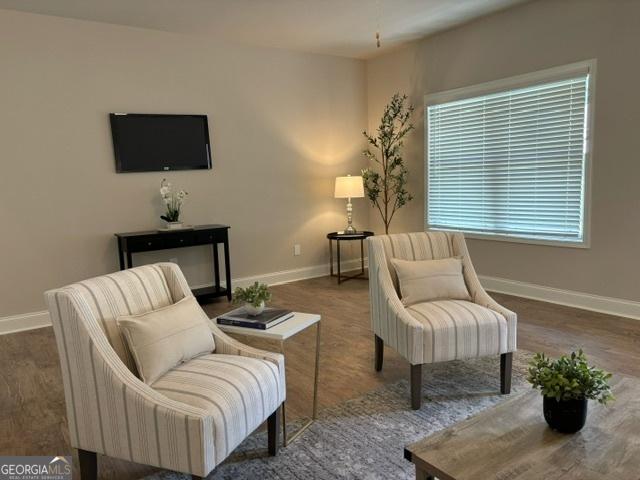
[169,257,179,264]
[294,244,301,256]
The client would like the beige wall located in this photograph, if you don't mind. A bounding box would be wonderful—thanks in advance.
[366,0,640,302]
[0,9,368,316]
[4,0,639,317]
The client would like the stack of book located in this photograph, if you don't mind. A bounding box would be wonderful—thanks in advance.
[216,307,294,330]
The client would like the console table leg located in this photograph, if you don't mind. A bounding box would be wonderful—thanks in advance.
[126,251,133,269]
[117,238,125,271]
[213,243,220,292]
[223,238,232,301]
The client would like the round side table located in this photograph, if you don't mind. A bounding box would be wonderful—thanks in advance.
[327,231,374,284]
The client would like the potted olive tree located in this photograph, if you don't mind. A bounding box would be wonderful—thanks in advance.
[232,282,271,316]
[361,93,414,234]
[528,350,613,433]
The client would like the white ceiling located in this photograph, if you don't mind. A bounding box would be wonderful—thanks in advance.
[0,0,527,59]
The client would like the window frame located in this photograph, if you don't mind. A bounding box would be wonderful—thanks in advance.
[424,60,596,248]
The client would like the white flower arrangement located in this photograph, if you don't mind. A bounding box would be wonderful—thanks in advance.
[159,179,188,223]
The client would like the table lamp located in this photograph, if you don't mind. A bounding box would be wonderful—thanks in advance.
[334,175,365,233]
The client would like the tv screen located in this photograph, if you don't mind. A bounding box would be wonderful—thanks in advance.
[110,113,211,172]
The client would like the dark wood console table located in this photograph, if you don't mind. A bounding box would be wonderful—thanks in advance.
[115,224,231,302]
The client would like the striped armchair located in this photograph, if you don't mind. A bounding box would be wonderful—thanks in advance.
[368,231,517,409]
[45,263,285,479]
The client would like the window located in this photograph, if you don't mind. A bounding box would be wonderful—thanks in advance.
[425,62,593,246]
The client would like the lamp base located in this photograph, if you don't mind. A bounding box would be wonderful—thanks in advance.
[344,198,357,234]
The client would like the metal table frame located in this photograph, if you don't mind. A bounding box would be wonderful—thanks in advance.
[215,312,321,446]
[280,321,321,445]
[327,231,374,284]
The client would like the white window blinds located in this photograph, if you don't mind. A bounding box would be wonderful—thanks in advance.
[426,73,590,244]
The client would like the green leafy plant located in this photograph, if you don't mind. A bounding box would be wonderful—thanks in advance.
[528,350,614,404]
[232,282,272,307]
[362,93,414,234]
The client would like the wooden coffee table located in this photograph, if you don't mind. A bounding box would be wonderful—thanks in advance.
[404,375,640,479]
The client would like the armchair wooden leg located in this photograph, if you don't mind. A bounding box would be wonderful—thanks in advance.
[77,449,97,480]
[500,352,513,394]
[191,476,205,480]
[410,364,423,410]
[267,405,281,456]
[374,335,384,372]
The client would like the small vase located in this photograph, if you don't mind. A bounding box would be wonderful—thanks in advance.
[244,301,265,316]
[166,221,184,230]
[543,397,588,433]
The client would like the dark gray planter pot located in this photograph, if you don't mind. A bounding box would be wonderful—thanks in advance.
[543,397,588,433]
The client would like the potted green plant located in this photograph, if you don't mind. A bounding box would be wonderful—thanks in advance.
[528,350,613,433]
[233,282,272,316]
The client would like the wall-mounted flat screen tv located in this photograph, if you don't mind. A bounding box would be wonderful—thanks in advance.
[110,113,212,172]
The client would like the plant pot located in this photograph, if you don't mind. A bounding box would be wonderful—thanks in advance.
[165,221,184,230]
[543,397,588,433]
[244,301,265,316]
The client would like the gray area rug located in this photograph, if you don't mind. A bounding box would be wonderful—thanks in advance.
[148,351,532,480]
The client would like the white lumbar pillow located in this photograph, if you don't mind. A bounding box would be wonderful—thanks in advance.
[117,295,215,384]
[391,257,471,306]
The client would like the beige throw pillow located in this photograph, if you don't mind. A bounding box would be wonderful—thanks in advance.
[117,295,215,384]
[391,257,471,306]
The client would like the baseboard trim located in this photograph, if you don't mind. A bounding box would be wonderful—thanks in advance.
[480,275,640,320]
[0,310,51,335]
[0,259,367,335]
[13,266,635,334]
[197,258,366,290]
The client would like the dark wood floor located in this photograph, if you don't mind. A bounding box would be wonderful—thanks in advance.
[1,275,639,479]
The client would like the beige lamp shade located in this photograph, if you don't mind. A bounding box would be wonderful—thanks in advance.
[334,175,364,199]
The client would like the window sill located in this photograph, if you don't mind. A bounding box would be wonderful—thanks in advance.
[428,227,590,249]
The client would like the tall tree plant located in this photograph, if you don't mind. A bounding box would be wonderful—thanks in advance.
[362,93,414,234]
